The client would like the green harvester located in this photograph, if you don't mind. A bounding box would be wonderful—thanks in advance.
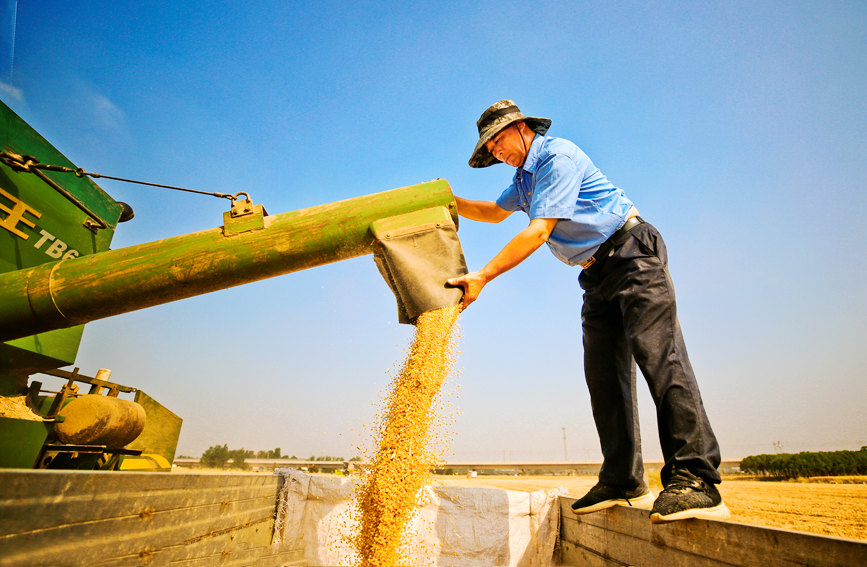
[0,99,466,473]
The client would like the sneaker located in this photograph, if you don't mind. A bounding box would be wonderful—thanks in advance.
[571,482,655,514]
[649,469,731,523]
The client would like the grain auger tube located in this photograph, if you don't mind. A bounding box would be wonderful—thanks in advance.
[0,180,467,346]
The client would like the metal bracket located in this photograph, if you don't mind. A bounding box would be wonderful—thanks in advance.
[223,192,268,236]
[229,192,254,217]
[83,217,102,233]
[45,374,80,418]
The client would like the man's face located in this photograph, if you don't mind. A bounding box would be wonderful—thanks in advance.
[485,123,528,167]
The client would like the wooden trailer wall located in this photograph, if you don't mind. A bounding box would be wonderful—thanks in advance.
[0,470,304,566]
[557,496,867,567]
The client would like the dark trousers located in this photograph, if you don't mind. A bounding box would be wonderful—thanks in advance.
[578,220,721,487]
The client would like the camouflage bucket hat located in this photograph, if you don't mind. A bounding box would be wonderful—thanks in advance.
[469,100,552,168]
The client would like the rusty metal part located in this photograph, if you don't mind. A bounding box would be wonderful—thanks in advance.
[41,367,136,395]
[45,373,80,419]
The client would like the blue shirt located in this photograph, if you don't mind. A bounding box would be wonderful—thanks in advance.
[495,135,634,267]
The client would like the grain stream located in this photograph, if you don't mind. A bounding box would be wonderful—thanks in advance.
[353,305,460,566]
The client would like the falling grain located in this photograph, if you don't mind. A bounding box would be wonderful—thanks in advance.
[354,305,460,566]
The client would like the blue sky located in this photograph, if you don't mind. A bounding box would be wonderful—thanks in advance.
[3,1,865,461]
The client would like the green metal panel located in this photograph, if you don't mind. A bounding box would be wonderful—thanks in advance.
[124,390,183,468]
[0,417,50,468]
[0,100,122,272]
[0,100,122,372]
[0,328,85,376]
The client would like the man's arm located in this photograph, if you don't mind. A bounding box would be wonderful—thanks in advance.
[448,217,558,310]
[455,196,512,223]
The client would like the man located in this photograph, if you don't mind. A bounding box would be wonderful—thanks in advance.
[447,100,730,523]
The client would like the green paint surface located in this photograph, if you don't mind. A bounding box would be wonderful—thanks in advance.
[0,101,121,373]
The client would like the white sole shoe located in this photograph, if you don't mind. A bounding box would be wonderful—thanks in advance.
[572,491,656,514]
[650,502,731,523]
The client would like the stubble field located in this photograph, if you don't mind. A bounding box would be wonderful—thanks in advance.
[432,474,867,541]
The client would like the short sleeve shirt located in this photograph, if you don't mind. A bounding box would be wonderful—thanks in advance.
[495,135,634,266]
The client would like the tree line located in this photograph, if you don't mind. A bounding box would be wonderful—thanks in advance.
[739,447,867,479]
[199,445,349,469]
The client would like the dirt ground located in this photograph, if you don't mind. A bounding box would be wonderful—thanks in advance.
[431,474,867,541]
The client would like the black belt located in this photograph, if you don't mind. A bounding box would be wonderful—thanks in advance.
[580,216,644,269]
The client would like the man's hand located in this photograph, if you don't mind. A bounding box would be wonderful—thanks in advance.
[447,270,489,311]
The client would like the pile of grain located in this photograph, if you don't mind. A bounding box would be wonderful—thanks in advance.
[353,305,460,566]
[0,394,44,421]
